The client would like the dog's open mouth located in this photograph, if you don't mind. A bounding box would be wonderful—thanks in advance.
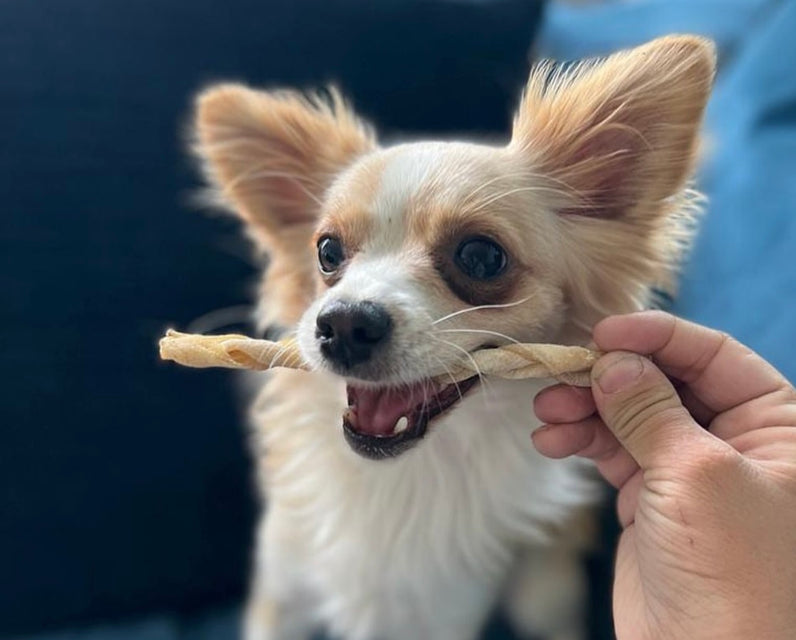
[342,375,480,460]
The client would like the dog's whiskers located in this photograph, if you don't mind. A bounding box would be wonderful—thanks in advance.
[186,305,253,335]
[428,334,496,408]
[570,315,593,337]
[431,297,531,326]
[460,172,538,205]
[432,328,523,346]
[528,171,593,205]
[467,185,577,213]
[264,342,289,370]
[429,353,464,405]
[252,328,298,371]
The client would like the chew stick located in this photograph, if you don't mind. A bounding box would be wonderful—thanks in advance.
[159,330,601,387]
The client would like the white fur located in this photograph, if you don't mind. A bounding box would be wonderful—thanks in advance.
[369,144,441,248]
[248,142,604,640]
[248,370,599,640]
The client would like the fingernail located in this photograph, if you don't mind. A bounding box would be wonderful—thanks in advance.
[594,354,644,394]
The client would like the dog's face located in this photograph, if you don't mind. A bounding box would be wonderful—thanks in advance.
[295,142,570,457]
[302,141,568,381]
[194,36,715,459]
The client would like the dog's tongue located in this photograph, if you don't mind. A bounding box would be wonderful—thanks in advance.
[347,383,432,436]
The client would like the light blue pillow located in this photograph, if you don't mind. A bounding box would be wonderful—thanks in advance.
[538,0,796,383]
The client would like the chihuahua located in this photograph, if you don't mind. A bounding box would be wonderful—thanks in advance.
[192,35,715,640]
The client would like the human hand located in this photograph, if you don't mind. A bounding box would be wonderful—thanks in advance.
[533,311,796,640]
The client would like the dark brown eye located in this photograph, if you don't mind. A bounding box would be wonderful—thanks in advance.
[318,236,345,274]
[454,236,507,280]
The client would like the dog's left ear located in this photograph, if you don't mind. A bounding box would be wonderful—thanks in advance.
[511,35,716,325]
[511,35,715,219]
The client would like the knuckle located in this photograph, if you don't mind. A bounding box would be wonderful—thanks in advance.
[715,331,736,357]
[781,382,796,405]
[678,444,740,484]
[686,330,733,380]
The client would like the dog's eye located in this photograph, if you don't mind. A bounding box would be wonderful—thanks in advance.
[455,237,507,280]
[318,236,345,274]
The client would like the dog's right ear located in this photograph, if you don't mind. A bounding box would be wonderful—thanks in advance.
[194,85,375,246]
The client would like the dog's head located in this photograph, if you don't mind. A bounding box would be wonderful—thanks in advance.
[193,36,715,459]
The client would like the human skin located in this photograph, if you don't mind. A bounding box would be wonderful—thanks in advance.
[532,311,796,640]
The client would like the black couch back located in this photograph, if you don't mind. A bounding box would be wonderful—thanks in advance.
[1,1,544,633]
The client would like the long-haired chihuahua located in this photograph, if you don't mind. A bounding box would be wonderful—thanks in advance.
[191,35,715,640]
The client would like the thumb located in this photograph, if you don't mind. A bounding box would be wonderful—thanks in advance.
[591,351,711,470]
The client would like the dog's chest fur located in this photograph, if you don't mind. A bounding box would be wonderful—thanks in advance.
[249,370,598,639]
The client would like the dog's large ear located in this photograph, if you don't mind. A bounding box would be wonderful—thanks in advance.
[511,35,716,326]
[512,35,715,219]
[194,85,375,326]
[195,85,375,243]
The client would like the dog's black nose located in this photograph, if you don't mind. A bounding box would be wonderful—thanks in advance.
[315,300,393,369]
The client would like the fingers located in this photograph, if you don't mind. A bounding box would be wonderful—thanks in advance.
[532,416,640,488]
[710,385,796,440]
[590,350,714,470]
[535,379,716,429]
[532,420,597,459]
[594,311,791,419]
[534,384,596,424]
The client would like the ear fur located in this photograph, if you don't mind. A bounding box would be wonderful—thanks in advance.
[511,35,716,331]
[511,35,715,219]
[193,85,375,326]
[194,85,375,241]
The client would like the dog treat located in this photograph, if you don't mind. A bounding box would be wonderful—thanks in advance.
[159,330,600,386]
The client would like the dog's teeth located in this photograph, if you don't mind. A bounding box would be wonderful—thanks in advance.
[393,416,409,434]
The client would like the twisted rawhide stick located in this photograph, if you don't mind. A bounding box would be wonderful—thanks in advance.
[159,330,601,387]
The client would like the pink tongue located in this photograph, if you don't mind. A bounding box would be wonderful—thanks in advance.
[349,383,434,436]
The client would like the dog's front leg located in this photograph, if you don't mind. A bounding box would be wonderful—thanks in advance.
[244,592,316,640]
[389,576,501,640]
[501,545,588,640]
[244,510,317,640]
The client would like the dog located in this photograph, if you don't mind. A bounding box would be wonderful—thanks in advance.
[191,35,715,640]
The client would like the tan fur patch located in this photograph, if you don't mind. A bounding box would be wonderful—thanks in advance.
[315,155,386,259]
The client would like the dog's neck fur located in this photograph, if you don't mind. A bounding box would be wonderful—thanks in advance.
[250,367,598,640]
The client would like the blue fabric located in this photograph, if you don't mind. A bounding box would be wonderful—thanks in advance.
[539,0,796,384]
